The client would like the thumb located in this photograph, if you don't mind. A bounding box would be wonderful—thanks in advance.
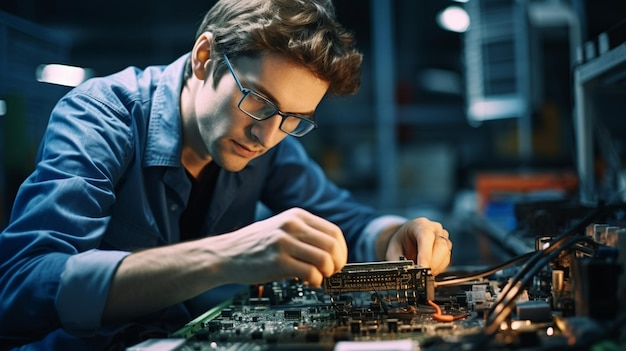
[385,236,404,261]
[416,247,432,269]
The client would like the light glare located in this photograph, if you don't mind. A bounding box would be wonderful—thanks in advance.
[469,98,524,121]
[36,64,94,87]
[437,6,470,33]
[0,100,6,116]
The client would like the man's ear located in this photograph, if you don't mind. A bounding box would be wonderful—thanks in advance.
[191,32,214,81]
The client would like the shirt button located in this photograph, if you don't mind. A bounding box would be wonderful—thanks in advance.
[170,203,179,211]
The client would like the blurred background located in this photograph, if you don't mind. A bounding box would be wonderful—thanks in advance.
[1,0,625,266]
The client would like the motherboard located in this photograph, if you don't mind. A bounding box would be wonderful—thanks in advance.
[129,204,626,350]
[167,259,486,351]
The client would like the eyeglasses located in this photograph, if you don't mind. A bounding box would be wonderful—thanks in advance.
[222,54,317,137]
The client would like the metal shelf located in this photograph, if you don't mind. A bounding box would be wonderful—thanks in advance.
[576,42,626,84]
[574,40,626,205]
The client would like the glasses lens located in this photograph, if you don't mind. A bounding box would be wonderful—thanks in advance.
[239,90,315,136]
[280,116,303,134]
[240,92,276,120]
[282,116,315,136]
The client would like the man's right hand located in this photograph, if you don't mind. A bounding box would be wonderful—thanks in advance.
[104,207,346,323]
[204,207,348,287]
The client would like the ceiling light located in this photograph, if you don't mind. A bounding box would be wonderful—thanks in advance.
[437,6,470,33]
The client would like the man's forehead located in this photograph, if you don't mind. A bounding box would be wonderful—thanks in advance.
[232,54,329,114]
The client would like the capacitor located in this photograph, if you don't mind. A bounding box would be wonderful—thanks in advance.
[387,318,399,333]
[551,270,564,292]
[350,320,361,334]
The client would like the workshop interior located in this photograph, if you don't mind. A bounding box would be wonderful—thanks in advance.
[1,0,626,350]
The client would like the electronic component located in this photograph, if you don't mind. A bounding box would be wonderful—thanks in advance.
[130,205,626,350]
[515,300,552,323]
[323,259,434,304]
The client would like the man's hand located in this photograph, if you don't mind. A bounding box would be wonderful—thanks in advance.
[383,218,452,276]
[206,207,348,287]
[103,208,346,323]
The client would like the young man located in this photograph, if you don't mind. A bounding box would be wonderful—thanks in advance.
[0,0,452,349]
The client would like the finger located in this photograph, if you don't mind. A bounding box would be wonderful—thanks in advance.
[279,233,338,278]
[281,209,347,272]
[430,240,452,276]
[278,255,325,287]
[385,238,405,262]
[437,230,450,241]
[436,230,452,251]
[293,227,347,274]
[297,209,348,261]
[416,232,435,269]
[430,230,452,275]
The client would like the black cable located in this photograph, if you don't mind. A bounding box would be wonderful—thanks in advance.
[487,234,597,327]
[435,251,535,287]
[484,235,597,335]
[460,202,626,350]
[458,206,607,349]
[457,235,600,350]
[485,205,606,322]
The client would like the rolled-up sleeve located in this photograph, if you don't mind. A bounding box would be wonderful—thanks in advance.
[354,215,408,262]
[56,249,130,335]
[0,89,134,340]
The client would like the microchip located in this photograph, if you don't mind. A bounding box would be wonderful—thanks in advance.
[284,309,302,319]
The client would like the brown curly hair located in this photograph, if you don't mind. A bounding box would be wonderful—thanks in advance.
[184,0,363,96]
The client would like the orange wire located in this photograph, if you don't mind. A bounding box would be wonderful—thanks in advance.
[427,300,468,322]
[258,284,264,299]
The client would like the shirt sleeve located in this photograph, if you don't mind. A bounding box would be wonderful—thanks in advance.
[56,249,131,335]
[354,215,408,261]
[0,90,134,340]
[260,137,408,262]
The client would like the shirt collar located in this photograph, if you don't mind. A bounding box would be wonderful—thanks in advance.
[143,53,190,167]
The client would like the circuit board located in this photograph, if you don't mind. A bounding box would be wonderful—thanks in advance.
[167,260,483,351]
[129,242,626,351]
[127,206,626,350]
[141,260,539,350]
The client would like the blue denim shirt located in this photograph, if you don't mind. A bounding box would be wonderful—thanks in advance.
[0,53,407,350]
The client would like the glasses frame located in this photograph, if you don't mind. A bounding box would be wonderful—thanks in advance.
[222,53,317,137]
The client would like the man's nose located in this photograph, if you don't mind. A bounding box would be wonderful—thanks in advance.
[251,114,283,147]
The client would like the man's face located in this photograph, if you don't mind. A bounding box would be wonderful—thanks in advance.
[191,53,329,172]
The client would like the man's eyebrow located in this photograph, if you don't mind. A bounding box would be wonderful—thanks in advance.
[251,80,316,116]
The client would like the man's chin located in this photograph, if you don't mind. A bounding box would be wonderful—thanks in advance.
[218,157,251,172]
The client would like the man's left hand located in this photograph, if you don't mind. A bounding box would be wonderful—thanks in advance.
[383,218,452,276]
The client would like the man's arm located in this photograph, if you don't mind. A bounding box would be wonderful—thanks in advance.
[259,137,452,271]
[0,89,133,340]
[102,207,348,323]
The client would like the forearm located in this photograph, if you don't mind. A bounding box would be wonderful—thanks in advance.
[103,208,352,324]
[102,239,225,324]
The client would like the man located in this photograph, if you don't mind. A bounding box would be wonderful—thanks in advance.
[0,0,452,349]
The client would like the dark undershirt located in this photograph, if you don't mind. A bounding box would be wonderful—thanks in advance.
[179,162,221,242]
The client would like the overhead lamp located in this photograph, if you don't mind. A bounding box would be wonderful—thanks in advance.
[437,5,470,33]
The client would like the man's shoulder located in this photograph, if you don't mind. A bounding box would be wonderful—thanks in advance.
[70,64,164,105]
[65,54,187,119]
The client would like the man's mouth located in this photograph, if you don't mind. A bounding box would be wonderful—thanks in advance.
[232,140,260,158]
